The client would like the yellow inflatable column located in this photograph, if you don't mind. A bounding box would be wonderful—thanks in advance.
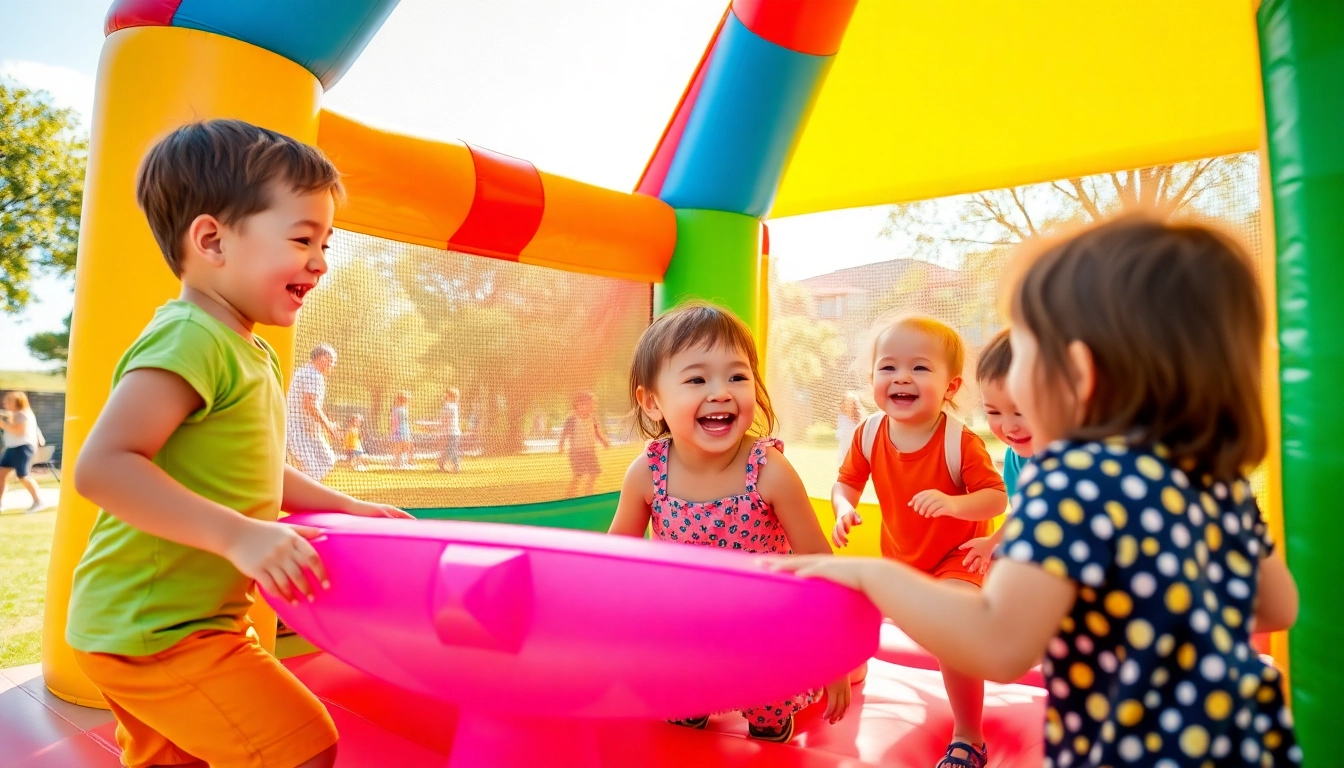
[43,26,321,707]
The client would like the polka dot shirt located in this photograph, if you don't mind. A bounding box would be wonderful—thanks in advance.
[999,438,1301,767]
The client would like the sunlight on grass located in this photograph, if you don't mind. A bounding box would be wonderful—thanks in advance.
[0,509,55,668]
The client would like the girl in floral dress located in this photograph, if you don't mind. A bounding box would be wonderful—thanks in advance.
[609,302,851,742]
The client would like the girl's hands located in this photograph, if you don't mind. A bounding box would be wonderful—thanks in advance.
[911,489,962,518]
[822,675,851,723]
[832,509,862,548]
[341,500,414,519]
[763,554,879,591]
[958,536,995,574]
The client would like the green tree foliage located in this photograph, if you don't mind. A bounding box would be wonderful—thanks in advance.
[25,311,70,373]
[1,83,86,313]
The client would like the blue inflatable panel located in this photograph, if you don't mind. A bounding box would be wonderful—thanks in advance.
[658,13,830,218]
[171,0,399,89]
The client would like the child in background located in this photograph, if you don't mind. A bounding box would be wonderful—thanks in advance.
[559,391,609,496]
[609,303,851,741]
[438,388,462,473]
[774,216,1301,767]
[390,392,413,469]
[830,313,1007,768]
[67,120,411,768]
[0,390,46,512]
[959,329,1034,574]
[342,414,367,471]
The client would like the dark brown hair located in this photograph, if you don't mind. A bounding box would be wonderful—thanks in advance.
[136,119,344,276]
[1008,214,1265,480]
[975,328,1013,385]
[628,302,776,439]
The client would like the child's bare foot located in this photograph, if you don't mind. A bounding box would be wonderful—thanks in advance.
[851,660,869,684]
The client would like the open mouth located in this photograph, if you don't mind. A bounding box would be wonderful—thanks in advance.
[888,393,919,406]
[287,283,315,304]
[697,412,737,436]
[1005,434,1033,447]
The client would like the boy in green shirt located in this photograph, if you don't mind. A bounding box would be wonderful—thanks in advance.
[68,119,411,768]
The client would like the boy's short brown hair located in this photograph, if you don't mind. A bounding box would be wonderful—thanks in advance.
[136,119,344,276]
[1007,214,1265,480]
[975,329,1012,385]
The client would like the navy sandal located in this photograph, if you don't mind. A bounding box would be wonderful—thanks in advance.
[668,715,709,730]
[936,741,987,768]
[748,715,795,743]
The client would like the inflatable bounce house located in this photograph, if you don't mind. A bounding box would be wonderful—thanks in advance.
[4,0,1339,766]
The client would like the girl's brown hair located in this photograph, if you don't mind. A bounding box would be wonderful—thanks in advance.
[1008,214,1265,480]
[628,302,776,439]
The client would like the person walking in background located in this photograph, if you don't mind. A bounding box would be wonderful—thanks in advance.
[286,344,338,481]
[390,391,414,469]
[436,388,462,473]
[0,390,47,512]
[559,391,609,496]
[342,414,368,472]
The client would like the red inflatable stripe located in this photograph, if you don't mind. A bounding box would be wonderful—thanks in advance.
[448,144,545,261]
[105,0,183,36]
[730,0,857,57]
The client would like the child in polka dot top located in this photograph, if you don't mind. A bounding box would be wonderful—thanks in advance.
[773,216,1301,767]
[608,302,852,743]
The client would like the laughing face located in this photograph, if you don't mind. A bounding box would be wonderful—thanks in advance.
[871,325,961,425]
[981,377,1033,457]
[640,342,757,455]
[213,183,335,329]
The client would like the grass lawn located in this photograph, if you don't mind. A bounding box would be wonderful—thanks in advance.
[0,507,55,668]
[0,370,66,393]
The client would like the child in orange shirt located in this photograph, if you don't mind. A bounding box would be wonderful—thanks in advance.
[831,314,1007,768]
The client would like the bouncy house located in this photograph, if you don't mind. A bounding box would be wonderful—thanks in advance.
[8,0,1338,766]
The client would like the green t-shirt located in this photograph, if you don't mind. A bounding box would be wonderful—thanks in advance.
[67,301,286,656]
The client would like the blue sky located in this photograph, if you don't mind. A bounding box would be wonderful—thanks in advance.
[0,0,905,370]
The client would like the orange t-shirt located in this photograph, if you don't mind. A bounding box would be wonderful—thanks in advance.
[838,415,1004,575]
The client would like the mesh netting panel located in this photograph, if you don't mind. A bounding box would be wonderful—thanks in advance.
[292,230,651,510]
[767,153,1266,500]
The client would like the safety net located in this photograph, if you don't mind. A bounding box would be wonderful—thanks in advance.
[291,230,652,521]
[766,153,1267,502]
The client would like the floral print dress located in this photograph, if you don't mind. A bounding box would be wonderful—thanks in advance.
[647,437,816,728]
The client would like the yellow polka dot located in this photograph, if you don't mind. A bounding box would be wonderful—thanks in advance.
[1232,482,1247,504]
[1117,700,1145,727]
[1059,615,1075,632]
[1079,586,1097,603]
[1059,498,1084,524]
[1162,486,1186,514]
[1004,517,1024,540]
[1136,455,1165,480]
[1025,481,1044,498]
[1041,458,1060,471]
[1153,443,1171,459]
[1043,557,1068,579]
[1180,725,1210,758]
[1106,500,1128,528]
[1266,730,1282,749]
[1064,450,1094,470]
[1240,674,1261,699]
[1035,520,1064,547]
[1177,643,1197,670]
[1166,582,1192,613]
[1213,625,1233,653]
[1205,524,1223,551]
[1200,493,1218,515]
[1086,693,1110,721]
[1228,551,1252,577]
[1257,686,1276,704]
[1073,735,1090,755]
[1205,690,1232,720]
[1105,591,1133,618]
[1156,634,1175,657]
[1070,662,1095,689]
[1146,732,1163,752]
[1142,537,1160,556]
[1117,536,1138,567]
[1127,619,1154,650]
[1184,559,1200,580]
[1101,459,1122,477]
[1203,590,1220,612]
[1086,611,1111,636]
[1151,667,1170,687]
[1046,707,1064,744]
[1223,606,1243,628]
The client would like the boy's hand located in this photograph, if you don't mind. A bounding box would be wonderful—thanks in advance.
[340,499,414,519]
[832,508,862,548]
[822,675,851,723]
[226,520,329,605]
[958,536,995,574]
[911,489,961,518]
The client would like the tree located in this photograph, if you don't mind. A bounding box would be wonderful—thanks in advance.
[767,283,845,441]
[1,83,86,313]
[26,311,70,373]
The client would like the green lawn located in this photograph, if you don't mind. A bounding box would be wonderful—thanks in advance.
[0,370,66,393]
[0,508,55,668]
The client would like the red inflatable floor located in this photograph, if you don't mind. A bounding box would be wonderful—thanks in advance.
[2,629,1045,767]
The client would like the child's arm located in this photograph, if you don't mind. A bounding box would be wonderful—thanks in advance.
[911,488,1008,521]
[74,369,328,604]
[769,555,1074,683]
[282,465,413,519]
[557,417,573,454]
[594,421,610,449]
[830,481,864,548]
[1252,552,1298,633]
[608,455,654,537]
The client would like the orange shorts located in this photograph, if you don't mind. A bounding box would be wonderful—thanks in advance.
[73,629,337,768]
[928,547,985,587]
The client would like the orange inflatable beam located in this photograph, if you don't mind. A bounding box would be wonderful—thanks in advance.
[317,110,676,283]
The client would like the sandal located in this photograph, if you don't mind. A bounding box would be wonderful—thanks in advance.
[936,741,987,768]
[748,715,795,743]
[668,715,708,730]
